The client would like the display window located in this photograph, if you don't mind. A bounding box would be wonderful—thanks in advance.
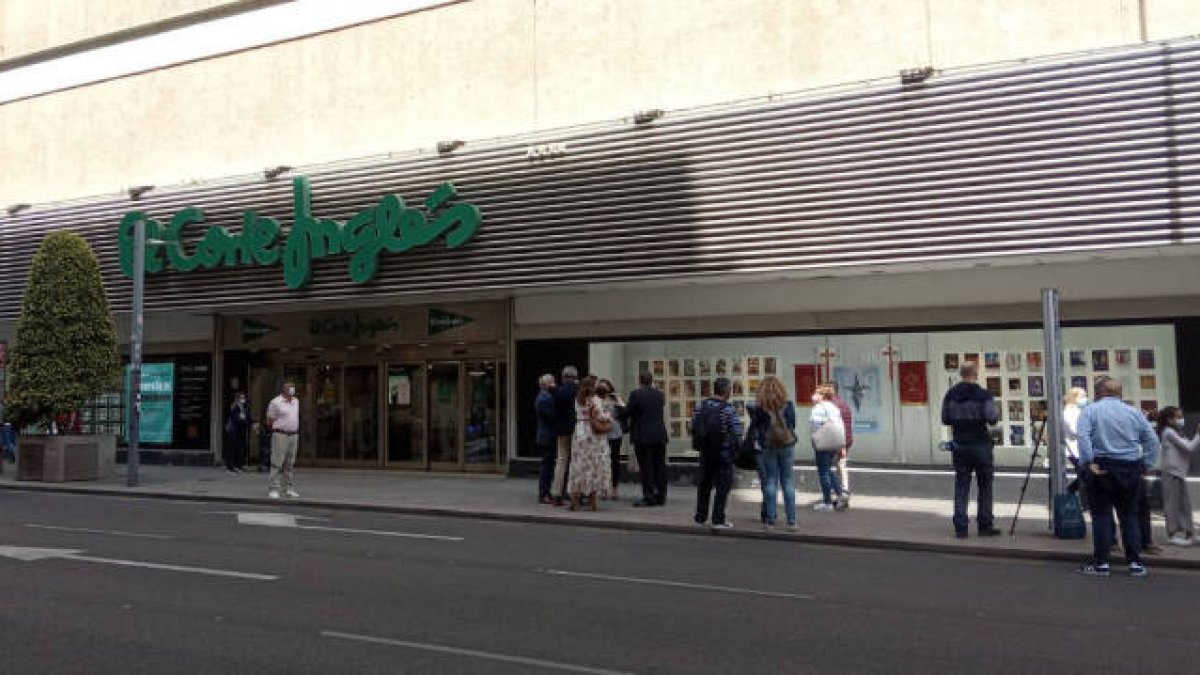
[588,324,1178,467]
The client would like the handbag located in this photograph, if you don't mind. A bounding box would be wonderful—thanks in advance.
[733,425,761,470]
[811,404,846,451]
[589,405,613,435]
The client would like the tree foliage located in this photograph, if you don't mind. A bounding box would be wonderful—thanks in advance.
[5,231,120,430]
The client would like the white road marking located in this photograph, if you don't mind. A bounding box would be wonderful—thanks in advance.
[540,569,814,601]
[295,524,463,541]
[0,545,277,581]
[320,630,637,675]
[24,524,174,540]
[234,512,463,541]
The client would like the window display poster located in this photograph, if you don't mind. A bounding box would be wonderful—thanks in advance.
[898,361,928,406]
[124,362,174,443]
[389,373,412,406]
[794,364,819,403]
[832,365,881,433]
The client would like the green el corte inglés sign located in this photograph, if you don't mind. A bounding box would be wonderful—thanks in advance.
[118,177,481,289]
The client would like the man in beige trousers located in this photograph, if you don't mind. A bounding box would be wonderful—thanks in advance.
[266,381,301,499]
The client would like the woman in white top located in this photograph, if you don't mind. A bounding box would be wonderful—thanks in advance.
[1061,387,1087,460]
[809,384,847,512]
[1156,406,1199,545]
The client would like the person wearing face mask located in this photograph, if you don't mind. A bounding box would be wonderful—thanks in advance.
[224,391,252,474]
[266,381,302,499]
[1156,406,1198,545]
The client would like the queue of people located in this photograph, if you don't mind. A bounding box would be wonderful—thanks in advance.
[532,368,857,530]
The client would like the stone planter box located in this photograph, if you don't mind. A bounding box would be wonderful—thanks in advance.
[17,435,116,482]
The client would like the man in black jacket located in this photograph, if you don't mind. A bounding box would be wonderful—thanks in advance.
[627,372,669,506]
[941,362,1002,538]
[549,365,580,505]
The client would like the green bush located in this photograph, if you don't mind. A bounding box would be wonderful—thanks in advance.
[4,231,120,431]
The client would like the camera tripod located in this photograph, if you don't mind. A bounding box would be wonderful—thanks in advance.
[1008,420,1046,536]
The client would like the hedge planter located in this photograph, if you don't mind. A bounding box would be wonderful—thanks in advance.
[17,435,116,482]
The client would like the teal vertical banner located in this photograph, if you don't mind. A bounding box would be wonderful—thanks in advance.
[125,362,175,443]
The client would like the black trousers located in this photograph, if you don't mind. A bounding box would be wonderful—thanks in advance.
[952,443,995,533]
[635,443,668,504]
[694,451,733,525]
[608,438,623,489]
[1088,459,1144,564]
[224,431,246,470]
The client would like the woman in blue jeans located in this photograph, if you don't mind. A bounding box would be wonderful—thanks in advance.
[810,384,847,512]
[749,376,798,530]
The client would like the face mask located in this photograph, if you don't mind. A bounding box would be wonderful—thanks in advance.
[811,394,822,404]
[1174,419,1185,429]
[286,387,296,397]
[1076,397,1088,407]
[237,398,246,405]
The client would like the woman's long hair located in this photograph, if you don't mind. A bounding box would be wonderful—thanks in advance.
[576,375,598,406]
[756,376,788,412]
[1156,406,1181,438]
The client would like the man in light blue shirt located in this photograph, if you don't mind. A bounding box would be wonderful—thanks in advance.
[1076,377,1160,577]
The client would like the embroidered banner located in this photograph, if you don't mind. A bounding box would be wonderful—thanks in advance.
[898,361,929,406]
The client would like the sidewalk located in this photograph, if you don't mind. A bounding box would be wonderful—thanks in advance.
[2,465,1199,570]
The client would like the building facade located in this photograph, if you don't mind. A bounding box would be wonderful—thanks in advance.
[1,0,1198,471]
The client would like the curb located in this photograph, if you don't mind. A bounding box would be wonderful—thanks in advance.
[3,482,1197,571]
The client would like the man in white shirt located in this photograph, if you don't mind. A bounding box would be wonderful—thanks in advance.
[266,381,301,499]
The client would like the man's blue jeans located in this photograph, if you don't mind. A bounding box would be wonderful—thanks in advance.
[952,443,994,533]
[814,449,843,504]
[759,445,797,525]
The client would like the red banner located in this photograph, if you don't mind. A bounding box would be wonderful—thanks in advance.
[898,361,928,406]
[794,364,819,403]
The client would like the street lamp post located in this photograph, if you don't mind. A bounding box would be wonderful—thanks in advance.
[127,218,146,487]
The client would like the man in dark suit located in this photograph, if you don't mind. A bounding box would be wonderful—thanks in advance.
[627,372,669,506]
[550,365,580,505]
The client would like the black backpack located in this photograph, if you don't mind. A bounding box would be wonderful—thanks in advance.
[692,403,728,454]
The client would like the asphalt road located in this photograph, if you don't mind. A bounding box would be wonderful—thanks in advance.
[1,491,1198,675]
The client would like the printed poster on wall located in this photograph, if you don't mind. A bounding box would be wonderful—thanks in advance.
[794,364,819,403]
[898,361,929,406]
[124,362,175,443]
[832,364,881,433]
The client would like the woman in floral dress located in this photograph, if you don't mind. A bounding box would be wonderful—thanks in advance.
[569,375,613,511]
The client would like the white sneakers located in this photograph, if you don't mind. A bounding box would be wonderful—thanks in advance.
[267,490,281,499]
[813,503,835,513]
[1168,535,1194,546]
[267,488,300,499]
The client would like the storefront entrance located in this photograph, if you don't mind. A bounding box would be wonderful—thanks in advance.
[248,359,504,471]
[225,302,510,473]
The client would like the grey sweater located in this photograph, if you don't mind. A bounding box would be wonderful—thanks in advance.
[1160,427,1200,478]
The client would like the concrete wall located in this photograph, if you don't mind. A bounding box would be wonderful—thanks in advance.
[3,0,1200,207]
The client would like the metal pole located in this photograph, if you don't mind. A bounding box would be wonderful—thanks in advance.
[127,218,145,487]
[1041,288,1066,521]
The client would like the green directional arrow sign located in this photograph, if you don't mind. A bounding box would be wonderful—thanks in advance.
[428,308,473,336]
[242,318,278,344]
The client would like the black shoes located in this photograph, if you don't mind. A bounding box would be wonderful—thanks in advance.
[955,530,969,539]
[978,528,1003,537]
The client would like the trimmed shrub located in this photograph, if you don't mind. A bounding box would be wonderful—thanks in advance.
[5,231,120,431]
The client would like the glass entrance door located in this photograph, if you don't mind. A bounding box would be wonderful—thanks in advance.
[344,364,380,464]
[427,362,461,469]
[386,363,426,467]
[464,361,499,468]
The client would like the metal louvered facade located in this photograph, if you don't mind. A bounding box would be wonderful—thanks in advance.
[1,39,1197,320]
